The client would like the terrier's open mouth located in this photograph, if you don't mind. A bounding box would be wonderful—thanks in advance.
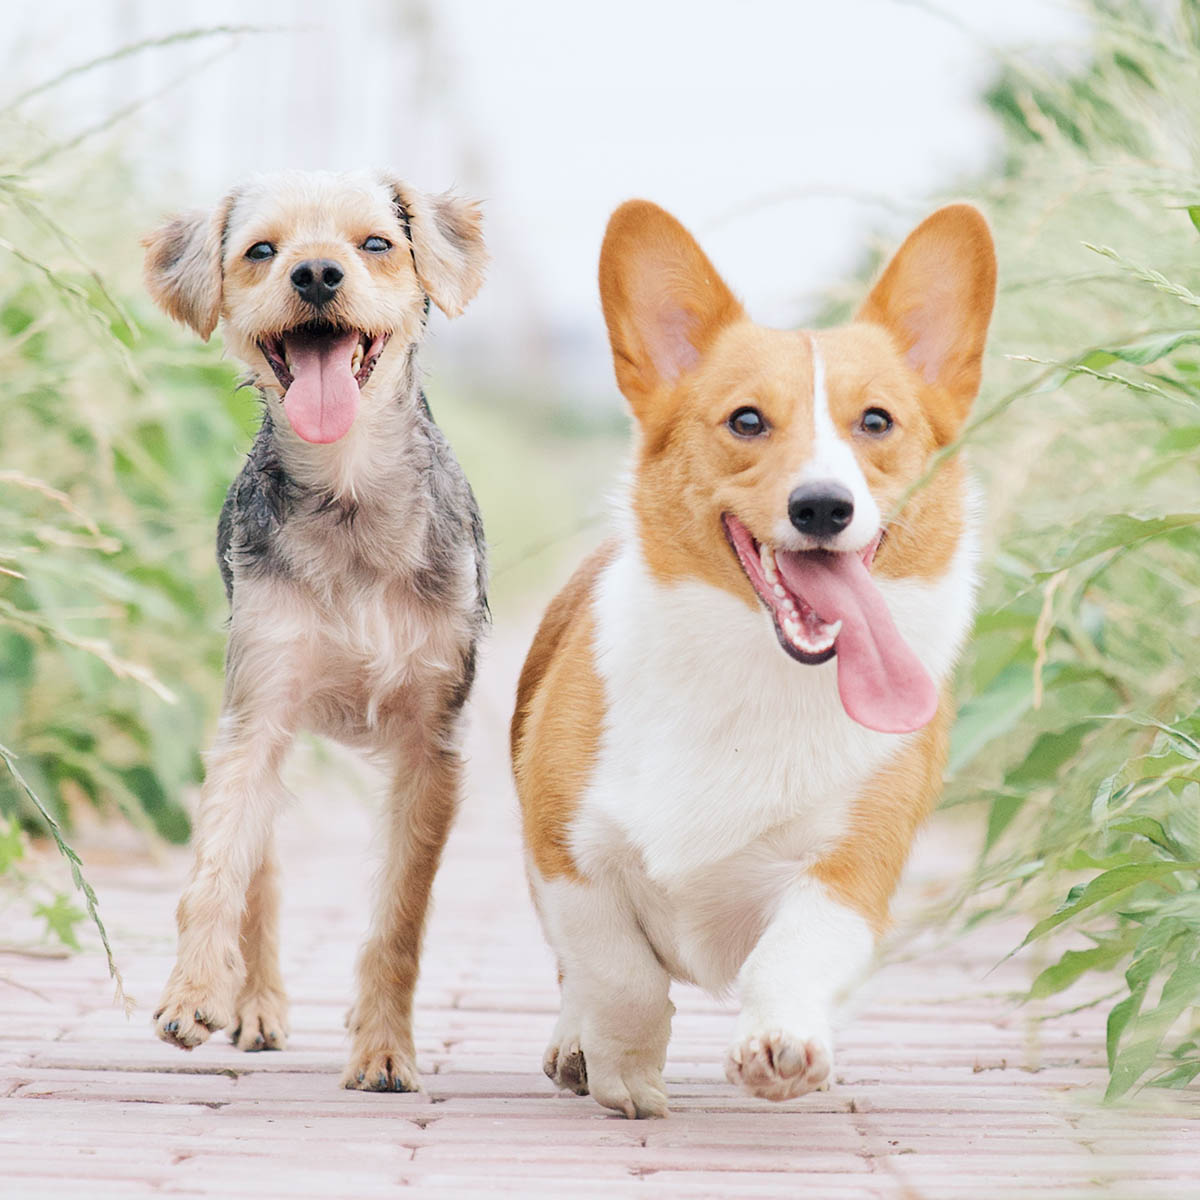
[259,323,390,392]
[723,513,880,664]
[256,323,391,444]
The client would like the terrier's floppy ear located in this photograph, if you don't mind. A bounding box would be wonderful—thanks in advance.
[599,200,744,421]
[386,180,488,318]
[856,204,996,443]
[141,193,237,341]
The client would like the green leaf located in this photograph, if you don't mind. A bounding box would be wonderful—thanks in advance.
[1080,330,1200,369]
[1155,425,1200,453]
[0,817,24,873]
[1045,513,1200,572]
[1030,936,1135,999]
[1169,783,1200,859]
[1107,954,1200,1099]
[1021,862,1200,948]
[1005,723,1094,790]
[1188,205,1200,235]
[949,663,1037,776]
[985,793,1025,852]
[34,893,85,951]
[1110,817,1186,858]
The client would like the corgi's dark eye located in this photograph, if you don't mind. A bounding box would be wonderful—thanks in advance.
[361,236,392,253]
[245,242,276,261]
[728,406,768,438]
[859,407,893,436]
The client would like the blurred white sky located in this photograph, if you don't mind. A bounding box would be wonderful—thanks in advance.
[6,0,1084,392]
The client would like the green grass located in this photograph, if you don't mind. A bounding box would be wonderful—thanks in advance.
[916,0,1200,1099]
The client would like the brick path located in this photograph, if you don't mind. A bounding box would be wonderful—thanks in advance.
[2,631,1198,1199]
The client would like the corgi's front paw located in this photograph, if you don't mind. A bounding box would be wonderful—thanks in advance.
[586,1045,668,1119]
[725,1030,832,1101]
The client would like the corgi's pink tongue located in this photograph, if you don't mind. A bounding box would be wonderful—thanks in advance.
[776,549,938,734]
[281,329,361,444]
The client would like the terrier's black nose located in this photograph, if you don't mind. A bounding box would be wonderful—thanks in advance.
[788,482,855,539]
[290,259,344,307]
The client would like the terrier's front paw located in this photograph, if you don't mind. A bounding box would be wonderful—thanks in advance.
[725,1030,832,1101]
[230,988,289,1052]
[153,977,235,1050]
[543,1037,589,1095]
[341,1041,421,1093]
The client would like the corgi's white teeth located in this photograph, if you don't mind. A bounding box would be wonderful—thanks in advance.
[760,543,778,583]
[773,584,787,599]
[783,617,799,640]
[826,620,843,641]
[351,342,364,373]
[784,598,797,613]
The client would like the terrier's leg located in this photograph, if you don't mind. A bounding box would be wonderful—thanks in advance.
[230,834,289,1051]
[154,709,293,1049]
[342,718,463,1092]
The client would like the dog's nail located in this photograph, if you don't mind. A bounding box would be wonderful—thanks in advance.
[164,1021,179,1034]
[357,1072,365,1083]
[377,1073,388,1089]
[253,1035,264,1050]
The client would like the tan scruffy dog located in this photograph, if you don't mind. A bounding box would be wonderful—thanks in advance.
[142,170,488,1092]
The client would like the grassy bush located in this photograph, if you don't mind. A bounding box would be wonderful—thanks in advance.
[928,0,1200,1099]
[0,156,253,847]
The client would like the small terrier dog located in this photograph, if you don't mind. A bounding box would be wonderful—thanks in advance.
[143,169,488,1092]
[512,200,995,1116]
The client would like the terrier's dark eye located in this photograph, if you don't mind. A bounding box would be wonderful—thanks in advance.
[728,406,768,438]
[245,242,276,261]
[361,236,392,253]
[859,407,893,436]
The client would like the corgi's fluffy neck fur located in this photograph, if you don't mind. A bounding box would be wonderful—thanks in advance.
[512,199,996,1118]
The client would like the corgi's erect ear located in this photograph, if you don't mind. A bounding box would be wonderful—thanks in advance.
[141,194,237,342]
[856,203,996,442]
[386,179,488,318]
[599,200,744,418]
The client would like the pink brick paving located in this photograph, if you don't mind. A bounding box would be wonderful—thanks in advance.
[2,627,1198,1199]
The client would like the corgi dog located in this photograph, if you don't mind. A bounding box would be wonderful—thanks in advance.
[510,200,996,1118]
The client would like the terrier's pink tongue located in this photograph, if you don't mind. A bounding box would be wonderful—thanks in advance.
[281,329,361,444]
[776,549,938,734]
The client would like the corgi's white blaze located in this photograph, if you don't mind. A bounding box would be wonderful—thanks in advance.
[774,339,882,554]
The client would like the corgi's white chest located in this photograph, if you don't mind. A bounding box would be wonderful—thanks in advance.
[572,536,976,887]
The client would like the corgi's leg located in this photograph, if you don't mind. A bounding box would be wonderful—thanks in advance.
[537,876,674,1118]
[725,877,873,1101]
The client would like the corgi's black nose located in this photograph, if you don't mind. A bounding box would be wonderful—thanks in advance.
[788,482,854,539]
[291,259,344,308]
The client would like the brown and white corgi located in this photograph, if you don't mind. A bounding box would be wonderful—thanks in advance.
[510,200,996,1118]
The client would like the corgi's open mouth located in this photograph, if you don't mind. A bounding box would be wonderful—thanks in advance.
[258,323,391,444]
[722,512,939,734]
[723,513,879,665]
